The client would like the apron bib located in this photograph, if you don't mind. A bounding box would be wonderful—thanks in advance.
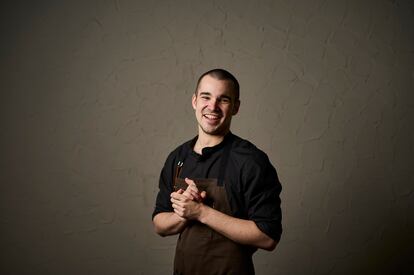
[172,139,255,275]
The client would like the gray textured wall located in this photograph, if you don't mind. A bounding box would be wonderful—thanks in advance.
[1,0,413,274]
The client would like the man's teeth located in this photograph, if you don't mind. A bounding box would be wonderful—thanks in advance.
[204,114,220,119]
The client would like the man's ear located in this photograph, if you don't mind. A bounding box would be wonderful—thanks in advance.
[192,94,197,110]
[232,99,240,115]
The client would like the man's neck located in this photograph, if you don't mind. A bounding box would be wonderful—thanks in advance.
[193,130,228,154]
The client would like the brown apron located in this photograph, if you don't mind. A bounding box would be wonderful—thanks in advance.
[172,140,255,275]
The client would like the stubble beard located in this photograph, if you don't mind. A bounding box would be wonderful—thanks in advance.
[198,118,231,137]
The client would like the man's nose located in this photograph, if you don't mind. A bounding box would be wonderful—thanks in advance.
[208,98,219,110]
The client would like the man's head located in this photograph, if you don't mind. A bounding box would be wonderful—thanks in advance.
[192,69,240,137]
[195,69,240,101]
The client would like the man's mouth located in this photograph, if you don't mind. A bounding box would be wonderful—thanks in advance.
[203,113,221,121]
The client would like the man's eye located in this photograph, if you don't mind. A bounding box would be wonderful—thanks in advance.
[201,96,210,100]
[220,98,230,104]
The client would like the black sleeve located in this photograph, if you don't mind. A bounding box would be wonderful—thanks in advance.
[152,151,176,220]
[242,151,282,242]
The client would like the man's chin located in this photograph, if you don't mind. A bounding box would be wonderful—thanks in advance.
[200,126,228,137]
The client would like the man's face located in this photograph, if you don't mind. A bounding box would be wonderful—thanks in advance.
[192,75,240,137]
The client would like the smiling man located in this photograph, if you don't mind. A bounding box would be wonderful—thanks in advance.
[152,69,282,275]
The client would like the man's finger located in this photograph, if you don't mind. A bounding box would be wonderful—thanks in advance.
[170,197,179,204]
[186,184,199,193]
[185,177,196,186]
[171,191,185,200]
[182,190,196,200]
[171,202,183,212]
[186,190,200,200]
[184,179,200,194]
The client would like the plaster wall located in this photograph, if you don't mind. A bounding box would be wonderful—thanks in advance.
[1,0,413,274]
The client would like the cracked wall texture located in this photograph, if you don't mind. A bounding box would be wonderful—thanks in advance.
[1,0,413,274]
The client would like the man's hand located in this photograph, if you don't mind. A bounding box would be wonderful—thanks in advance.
[153,178,205,236]
[170,189,187,221]
[171,178,206,220]
[183,178,206,202]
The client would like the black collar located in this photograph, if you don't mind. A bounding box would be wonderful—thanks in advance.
[188,132,235,160]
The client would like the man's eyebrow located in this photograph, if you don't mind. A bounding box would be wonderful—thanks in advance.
[219,95,232,100]
[199,92,211,96]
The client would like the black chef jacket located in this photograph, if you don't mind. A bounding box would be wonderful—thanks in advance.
[152,132,282,242]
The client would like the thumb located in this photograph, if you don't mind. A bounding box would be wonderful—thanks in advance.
[200,191,207,199]
[185,177,196,186]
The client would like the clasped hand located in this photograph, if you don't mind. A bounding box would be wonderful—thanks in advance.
[171,178,206,220]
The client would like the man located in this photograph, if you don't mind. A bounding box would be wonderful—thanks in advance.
[152,69,282,275]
